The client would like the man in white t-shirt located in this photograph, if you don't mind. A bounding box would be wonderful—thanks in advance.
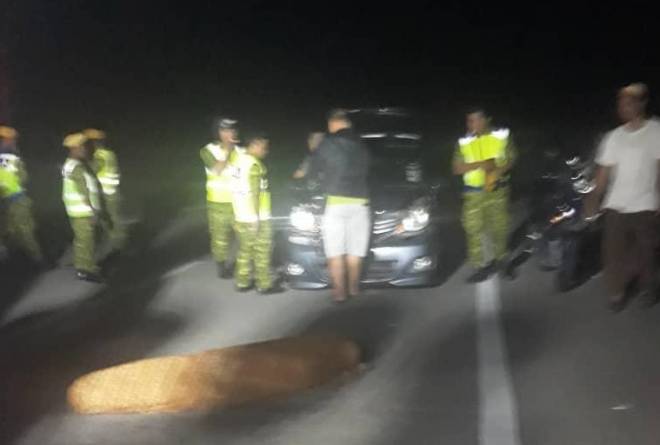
[587,83,660,312]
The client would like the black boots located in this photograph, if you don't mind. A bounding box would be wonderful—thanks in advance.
[217,262,233,279]
[466,261,498,284]
[76,270,104,283]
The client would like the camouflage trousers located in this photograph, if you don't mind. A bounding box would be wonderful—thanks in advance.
[103,195,126,251]
[235,220,273,290]
[207,202,235,263]
[70,217,99,274]
[0,195,44,262]
[462,187,510,267]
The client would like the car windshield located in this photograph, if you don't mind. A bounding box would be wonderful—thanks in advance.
[351,110,422,162]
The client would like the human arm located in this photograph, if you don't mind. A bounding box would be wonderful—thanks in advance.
[200,145,228,175]
[451,144,490,175]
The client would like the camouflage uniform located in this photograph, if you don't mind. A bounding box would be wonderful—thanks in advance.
[62,158,101,274]
[207,202,235,263]
[0,153,44,262]
[200,144,242,264]
[233,155,273,290]
[455,132,517,267]
[462,187,510,267]
[92,147,126,251]
[234,220,273,290]
[70,216,98,273]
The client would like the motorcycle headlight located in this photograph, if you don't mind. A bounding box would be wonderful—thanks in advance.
[572,178,595,194]
[290,207,316,232]
[401,206,430,232]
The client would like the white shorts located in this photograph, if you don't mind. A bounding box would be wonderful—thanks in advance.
[322,204,371,258]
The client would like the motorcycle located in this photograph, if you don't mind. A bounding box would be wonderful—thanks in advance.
[504,151,602,291]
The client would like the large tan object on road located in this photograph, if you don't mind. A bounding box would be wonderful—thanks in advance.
[67,336,361,414]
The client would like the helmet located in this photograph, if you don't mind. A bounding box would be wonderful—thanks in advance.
[63,133,88,149]
[83,128,107,140]
[0,126,18,140]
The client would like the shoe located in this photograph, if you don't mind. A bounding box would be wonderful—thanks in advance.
[608,296,627,313]
[217,262,233,279]
[637,291,659,309]
[76,270,104,283]
[236,285,254,293]
[258,285,285,295]
[466,263,495,283]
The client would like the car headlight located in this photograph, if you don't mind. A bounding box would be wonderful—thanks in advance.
[401,206,430,232]
[290,207,316,232]
[572,178,595,194]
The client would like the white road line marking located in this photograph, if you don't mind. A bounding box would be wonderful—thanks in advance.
[476,276,522,445]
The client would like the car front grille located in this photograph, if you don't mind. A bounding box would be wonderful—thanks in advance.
[364,259,398,282]
[316,258,398,284]
[372,211,402,235]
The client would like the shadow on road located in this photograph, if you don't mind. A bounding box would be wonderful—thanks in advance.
[0,199,213,444]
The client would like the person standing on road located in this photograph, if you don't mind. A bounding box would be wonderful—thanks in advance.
[292,131,325,179]
[200,118,244,279]
[452,107,517,283]
[586,83,660,312]
[84,128,126,255]
[0,125,46,266]
[62,133,104,283]
[307,109,371,302]
[232,135,283,294]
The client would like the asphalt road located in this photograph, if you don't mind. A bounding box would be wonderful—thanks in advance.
[2,207,660,445]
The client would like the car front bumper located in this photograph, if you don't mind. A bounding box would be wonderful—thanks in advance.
[284,231,440,289]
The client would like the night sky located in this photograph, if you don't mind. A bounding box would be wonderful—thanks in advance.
[1,1,659,159]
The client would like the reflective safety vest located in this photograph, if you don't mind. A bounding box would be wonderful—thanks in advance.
[94,147,120,196]
[232,152,271,223]
[62,158,101,218]
[204,143,243,203]
[459,128,510,191]
[0,153,23,198]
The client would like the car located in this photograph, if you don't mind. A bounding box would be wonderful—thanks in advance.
[283,107,445,289]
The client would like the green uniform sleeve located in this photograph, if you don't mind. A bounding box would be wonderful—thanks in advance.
[200,146,216,169]
[249,164,261,214]
[71,164,92,205]
[106,150,119,175]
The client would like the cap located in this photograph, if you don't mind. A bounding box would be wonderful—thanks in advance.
[83,128,107,140]
[619,83,649,100]
[0,125,18,140]
[63,133,88,149]
[218,118,238,131]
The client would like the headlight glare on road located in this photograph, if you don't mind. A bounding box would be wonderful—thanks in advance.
[290,207,316,232]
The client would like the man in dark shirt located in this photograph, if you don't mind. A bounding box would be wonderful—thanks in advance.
[308,109,371,302]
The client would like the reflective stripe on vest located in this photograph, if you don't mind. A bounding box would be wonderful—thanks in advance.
[94,148,120,196]
[0,153,23,198]
[459,128,510,189]
[204,143,243,203]
[232,153,271,223]
[62,158,101,218]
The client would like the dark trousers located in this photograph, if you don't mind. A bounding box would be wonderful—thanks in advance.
[603,210,658,298]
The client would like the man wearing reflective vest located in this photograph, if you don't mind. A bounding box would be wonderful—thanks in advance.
[232,135,282,293]
[452,107,517,283]
[84,128,125,253]
[0,125,45,265]
[200,118,244,278]
[62,133,104,283]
